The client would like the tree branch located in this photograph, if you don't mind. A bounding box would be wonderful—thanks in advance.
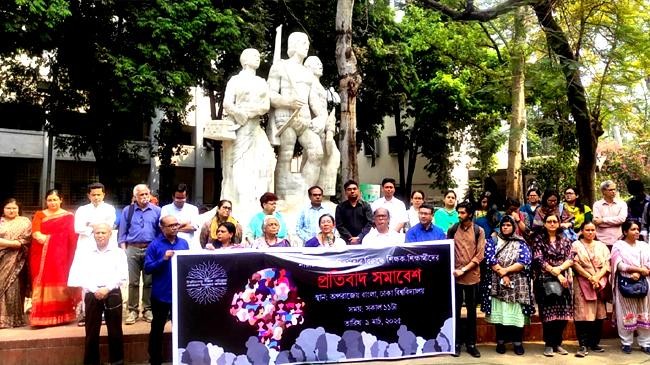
[418,0,536,21]
[480,23,504,63]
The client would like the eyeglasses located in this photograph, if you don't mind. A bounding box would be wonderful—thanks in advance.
[545,220,559,224]
[163,223,181,228]
[220,206,232,210]
[606,188,617,192]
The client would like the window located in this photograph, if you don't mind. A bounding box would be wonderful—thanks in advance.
[363,138,379,158]
[387,136,400,156]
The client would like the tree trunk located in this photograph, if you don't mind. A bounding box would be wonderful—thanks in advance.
[506,7,526,201]
[336,0,362,184]
[419,0,602,205]
[209,90,223,202]
[406,135,418,201]
[393,101,407,198]
[532,0,601,205]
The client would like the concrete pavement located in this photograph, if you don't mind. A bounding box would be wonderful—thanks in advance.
[359,338,650,365]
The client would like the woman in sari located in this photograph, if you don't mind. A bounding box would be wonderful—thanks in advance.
[481,215,533,355]
[304,214,346,248]
[532,213,574,357]
[200,200,243,247]
[30,189,79,327]
[251,216,291,249]
[0,198,31,328]
[203,222,244,250]
[611,220,650,354]
[571,221,610,357]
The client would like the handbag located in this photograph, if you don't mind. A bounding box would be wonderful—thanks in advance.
[597,280,613,302]
[543,276,564,297]
[579,241,612,302]
[617,272,648,298]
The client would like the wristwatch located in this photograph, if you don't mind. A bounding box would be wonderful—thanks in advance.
[460,267,467,273]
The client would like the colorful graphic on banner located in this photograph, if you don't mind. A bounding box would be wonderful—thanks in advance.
[173,241,454,364]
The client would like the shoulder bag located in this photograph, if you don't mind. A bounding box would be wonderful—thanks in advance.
[617,249,649,298]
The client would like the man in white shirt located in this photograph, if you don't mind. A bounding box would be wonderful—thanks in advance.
[370,178,408,232]
[74,182,117,249]
[71,182,117,326]
[71,223,128,365]
[296,185,333,244]
[362,208,404,245]
[160,183,200,250]
[593,180,628,247]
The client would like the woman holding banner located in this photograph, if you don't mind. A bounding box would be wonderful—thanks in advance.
[304,214,345,248]
[481,215,533,355]
[251,216,291,248]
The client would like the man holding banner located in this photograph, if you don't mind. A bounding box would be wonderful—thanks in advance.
[448,201,485,358]
[145,215,189,365]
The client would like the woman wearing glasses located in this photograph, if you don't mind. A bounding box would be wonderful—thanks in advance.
[200,200,243,247]
[532,213,574,357]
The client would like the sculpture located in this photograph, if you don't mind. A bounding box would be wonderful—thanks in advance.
[267,32,324,199]
[305,56,340,197]
[221,48,276,210]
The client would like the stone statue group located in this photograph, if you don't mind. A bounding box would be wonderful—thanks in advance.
[220,31,340,217]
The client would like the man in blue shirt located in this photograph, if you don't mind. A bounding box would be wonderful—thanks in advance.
[118,184,161,324]
[405,203,446,242]
[296,185,332,244]
[145,215,189,365]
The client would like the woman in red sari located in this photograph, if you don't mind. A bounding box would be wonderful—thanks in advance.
[30,189,79,327]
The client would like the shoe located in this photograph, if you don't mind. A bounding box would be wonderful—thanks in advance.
[77,317,85,327]
[452,344,461,357]
[125,311,138,325]
[143,310,153,323]
[555,346,569,355]
[513,343,525,355]
[643,347,650,355]
[575,346,588,357]
[496,342,506,354]
[590,345,605,353]
[621,345,632,354]
[466,345,481,358]
[543,347,554,357]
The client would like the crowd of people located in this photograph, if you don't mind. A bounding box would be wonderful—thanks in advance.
[2,177,650,363]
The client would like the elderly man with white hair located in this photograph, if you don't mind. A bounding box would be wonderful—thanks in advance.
[117,183,161,324]
[72,223,127,365]
[361,208,405,246]
[592,180,628,248]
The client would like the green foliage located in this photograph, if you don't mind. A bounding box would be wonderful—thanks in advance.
[522,150,577,192]
[401,5,510,187]
[597,142,650,196]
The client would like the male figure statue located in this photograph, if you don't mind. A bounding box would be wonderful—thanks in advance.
[268,32,324,197]
[304,55,340,197]
[222,48,275,209]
